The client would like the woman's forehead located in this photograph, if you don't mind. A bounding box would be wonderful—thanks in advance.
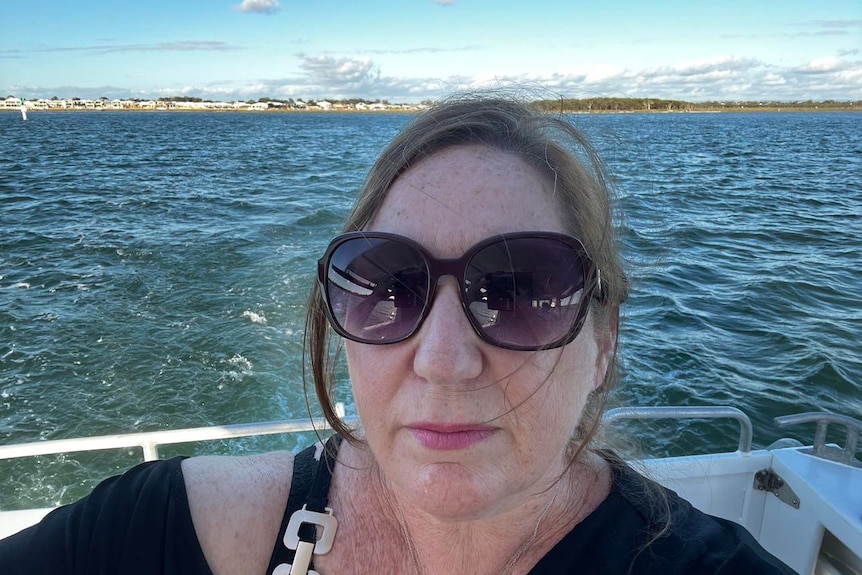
[369,146,565,254]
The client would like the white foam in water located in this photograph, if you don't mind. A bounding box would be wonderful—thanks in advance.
[228,354,253,371]
[218,355,255,389]
[241,310,267,325]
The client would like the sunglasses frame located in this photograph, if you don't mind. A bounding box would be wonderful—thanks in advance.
[317,231,602,351]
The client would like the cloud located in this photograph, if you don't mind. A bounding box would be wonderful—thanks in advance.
[10,53,860,103]
[363,45,482,55]
[672,56,763,75]
[808,19,862,29]
[792,19,862,37]
[234,0,280,14]
[204,54,476,102]
[286,55,495,101]
[469,55,861,102]
[4,41,239,55]
[434,0,456,5]
[792,57,846,74]
[298,55,380,87]
[726,19,862,39]
[127,41,238,53]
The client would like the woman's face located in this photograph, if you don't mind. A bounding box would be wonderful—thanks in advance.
[346,145,612,520]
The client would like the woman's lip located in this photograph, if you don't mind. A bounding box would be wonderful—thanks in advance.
[408,423,497,450]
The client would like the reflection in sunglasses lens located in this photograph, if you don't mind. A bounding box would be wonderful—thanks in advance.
[327,238,428,342]
[465,239,585,348]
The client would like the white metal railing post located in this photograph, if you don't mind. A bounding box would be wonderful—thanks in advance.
[141,442,159,462]
[602,406,754,453]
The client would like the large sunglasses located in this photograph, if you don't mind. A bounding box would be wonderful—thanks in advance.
[317,231,603,351]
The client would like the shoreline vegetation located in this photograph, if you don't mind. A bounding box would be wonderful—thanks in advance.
[3,95,860,113]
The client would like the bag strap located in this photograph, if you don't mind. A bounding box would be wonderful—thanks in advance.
[266,435,341,575]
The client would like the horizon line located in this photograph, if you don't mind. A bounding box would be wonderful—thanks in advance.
[6,94,862,105]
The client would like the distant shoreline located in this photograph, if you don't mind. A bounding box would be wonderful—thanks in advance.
[4,95,859,114]
[3,106,860,114]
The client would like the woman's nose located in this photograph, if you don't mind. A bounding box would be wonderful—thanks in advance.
[411,279,483,384]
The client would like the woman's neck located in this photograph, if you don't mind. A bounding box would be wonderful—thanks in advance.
[322,442,611,575]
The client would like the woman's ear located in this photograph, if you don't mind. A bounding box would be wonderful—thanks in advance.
[592,307,618,393]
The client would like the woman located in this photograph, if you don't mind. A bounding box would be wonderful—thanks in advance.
[0,94,793,574]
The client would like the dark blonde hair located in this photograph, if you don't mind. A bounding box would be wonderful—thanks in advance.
[304,92,628,447]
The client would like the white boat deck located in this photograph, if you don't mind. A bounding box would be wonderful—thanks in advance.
[644,447,861,574]
[1,407,859,574]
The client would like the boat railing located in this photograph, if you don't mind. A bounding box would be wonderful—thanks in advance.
[0,407,754,464]
[776,411,862,466]
[0,415,360,463]
[602,406,754,453]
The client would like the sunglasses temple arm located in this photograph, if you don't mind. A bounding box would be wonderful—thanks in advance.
[592,267,610,305]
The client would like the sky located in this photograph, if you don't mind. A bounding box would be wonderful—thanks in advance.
[1,0,860,103]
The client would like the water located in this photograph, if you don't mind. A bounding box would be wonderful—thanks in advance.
[1,110,860,509]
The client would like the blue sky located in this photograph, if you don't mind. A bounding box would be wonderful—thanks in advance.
[2,0,860,102]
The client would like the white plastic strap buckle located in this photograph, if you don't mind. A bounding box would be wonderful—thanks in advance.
[272,505,338,575]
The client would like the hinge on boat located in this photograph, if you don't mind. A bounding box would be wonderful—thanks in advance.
[754,468,800,509]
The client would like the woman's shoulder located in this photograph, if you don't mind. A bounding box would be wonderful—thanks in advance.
[533,461,795,574]
[181,449,295,499]
[181,450,296,575]
[0,455,209,574]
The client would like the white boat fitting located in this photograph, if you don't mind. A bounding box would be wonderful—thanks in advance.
[0,406,859,575]
[602,408,862,575]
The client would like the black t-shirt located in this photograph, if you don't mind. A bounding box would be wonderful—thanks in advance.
[532,463,795,574]
[0,450,796,574]
[0,456,207,574]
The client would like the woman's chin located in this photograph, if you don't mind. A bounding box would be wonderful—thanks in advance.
[393,460,509,521]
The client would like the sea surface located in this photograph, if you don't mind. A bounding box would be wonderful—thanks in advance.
[1,110,860,509]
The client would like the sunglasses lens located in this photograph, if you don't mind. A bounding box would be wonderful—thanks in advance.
[324,237,429,342]
[465,237,587,349]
